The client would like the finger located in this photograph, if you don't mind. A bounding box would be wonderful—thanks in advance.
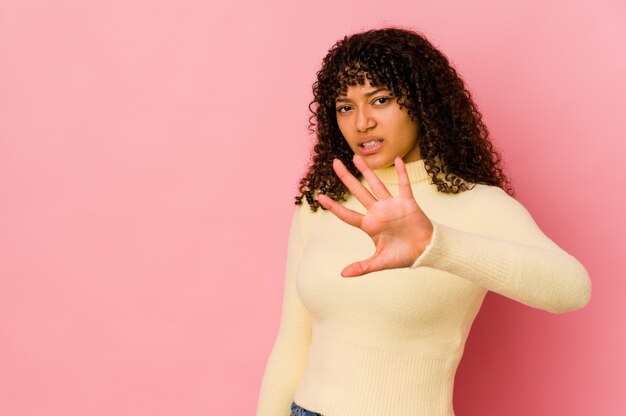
[353,154,393,200]
[332,158,377,209]
[394,156,415,199]
[341,256,381,278]
[317,193,363,229]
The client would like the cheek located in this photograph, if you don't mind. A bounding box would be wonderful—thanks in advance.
[336,121,355,146]
[404,118,419,139]
[336,119,348,137]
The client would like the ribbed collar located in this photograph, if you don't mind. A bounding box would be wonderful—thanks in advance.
[370,158,429,185]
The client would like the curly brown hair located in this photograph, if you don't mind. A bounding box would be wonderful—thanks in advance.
[295,26,515,212]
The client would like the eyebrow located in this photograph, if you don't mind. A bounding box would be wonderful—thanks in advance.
[335,87,389,103]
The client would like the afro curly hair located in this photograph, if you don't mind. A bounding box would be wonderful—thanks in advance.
[295,26,514,212]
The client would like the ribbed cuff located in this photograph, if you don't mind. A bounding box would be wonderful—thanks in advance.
[410,221,440,269]
[408,220,514,293]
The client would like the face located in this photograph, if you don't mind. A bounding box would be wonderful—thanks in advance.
[334,77,421,170]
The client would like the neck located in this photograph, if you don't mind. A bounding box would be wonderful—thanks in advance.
[371,158,429,185]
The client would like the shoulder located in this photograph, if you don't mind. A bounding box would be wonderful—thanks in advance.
[470,182,512,199]
[291,195,318,243]
[469,184,528,217]
[467,184,551,245]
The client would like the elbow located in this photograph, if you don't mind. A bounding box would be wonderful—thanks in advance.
[548,285,591,314]
[548,263,592,314]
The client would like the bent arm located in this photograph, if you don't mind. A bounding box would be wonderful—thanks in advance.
[411,185,592,314]
[256,205,312,416]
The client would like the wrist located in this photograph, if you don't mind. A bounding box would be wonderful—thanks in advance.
[410,221,436,269]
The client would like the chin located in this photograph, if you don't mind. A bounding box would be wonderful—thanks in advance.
[360,154,394,170]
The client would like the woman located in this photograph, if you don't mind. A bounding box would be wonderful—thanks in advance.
[256,27,591,416]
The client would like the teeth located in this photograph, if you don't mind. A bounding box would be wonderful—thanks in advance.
[362,140,381,148]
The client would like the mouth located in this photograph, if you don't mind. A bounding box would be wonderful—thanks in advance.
[358,138,383,155]
[359,139,382,148]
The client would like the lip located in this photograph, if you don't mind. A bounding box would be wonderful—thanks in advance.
[358,136,383,155]
[358,135,383,146]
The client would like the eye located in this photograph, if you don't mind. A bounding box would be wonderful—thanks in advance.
[336,105,350,113]
[374,96,390,105]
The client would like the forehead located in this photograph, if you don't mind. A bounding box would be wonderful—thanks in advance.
[335,85,390,103]
[335,74,388,99]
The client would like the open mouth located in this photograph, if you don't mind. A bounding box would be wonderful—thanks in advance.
[358,139,383,154]
[360,139,383,149]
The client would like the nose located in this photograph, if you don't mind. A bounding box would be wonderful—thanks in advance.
[355,106,376,132]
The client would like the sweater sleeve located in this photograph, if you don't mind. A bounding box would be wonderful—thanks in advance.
[256,204,312,416]
[410,185,592,314]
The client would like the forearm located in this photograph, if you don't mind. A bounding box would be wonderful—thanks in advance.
[411,220,592,313]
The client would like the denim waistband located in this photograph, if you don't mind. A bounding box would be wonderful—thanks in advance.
[290,401,323,416]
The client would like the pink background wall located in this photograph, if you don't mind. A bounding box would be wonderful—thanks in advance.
[1,0,624,415]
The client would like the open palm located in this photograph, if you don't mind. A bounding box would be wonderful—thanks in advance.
[317,154,434,278]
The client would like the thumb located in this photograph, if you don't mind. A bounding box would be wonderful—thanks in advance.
[341,256,381,278]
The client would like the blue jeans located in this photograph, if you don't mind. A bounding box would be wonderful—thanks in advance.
[290,401,323,416]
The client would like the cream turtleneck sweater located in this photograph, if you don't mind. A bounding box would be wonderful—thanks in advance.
[256,158,591,416]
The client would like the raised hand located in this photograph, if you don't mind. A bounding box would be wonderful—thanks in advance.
[317,154,434,278]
